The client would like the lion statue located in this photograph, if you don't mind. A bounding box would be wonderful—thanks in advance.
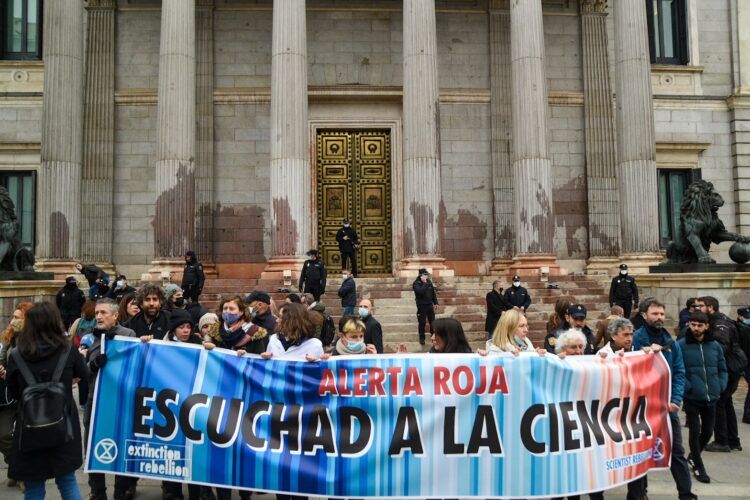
[666,180,750,264]
[0,186,34,272]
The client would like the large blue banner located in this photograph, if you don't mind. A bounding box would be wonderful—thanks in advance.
[86,337,672,498]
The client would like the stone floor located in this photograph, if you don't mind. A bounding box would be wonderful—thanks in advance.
[2,388,749,499]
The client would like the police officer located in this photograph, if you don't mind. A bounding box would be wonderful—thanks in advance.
[336,218,359,277]
[545,304,597,354]
[299,249,327,301]
[503,275,531,311]
[609,263,638,318]
[413,268,438,346]
[181,250,206,303]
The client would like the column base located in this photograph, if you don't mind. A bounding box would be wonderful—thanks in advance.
[147,259,185,284]
[585,257,621,276]
[489,258,514,274]
[261,256,306,285]
[396,256,454,277]
[34,260,78,280]
[508,255,562,278]
[617,253,665,275]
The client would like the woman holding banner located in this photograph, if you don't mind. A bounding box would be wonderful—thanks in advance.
[428,318,473,354]
[482,309,539,355]
[204,295,269,355]
[262,303,324,361]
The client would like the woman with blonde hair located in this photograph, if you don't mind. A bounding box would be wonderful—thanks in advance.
[485,309,537,354]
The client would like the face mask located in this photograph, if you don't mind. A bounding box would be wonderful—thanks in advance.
[248,307,255,317]
[347,341,364,351]
[342,274,348,280]
[10,319,23,331]
[173,336,183,343]
[116,281,125,288]
[744,319,750,326]
[620,270,628,276]
[358,307,369,318]
[174,297,185,308]
[306,255,312,261]
[222,312,241,325]
[513,281,521,288]
[344,224,350,228]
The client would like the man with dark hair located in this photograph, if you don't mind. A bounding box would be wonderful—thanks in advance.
[75,262,109,299]
[181,250,205,303]
[609,263,639,318]
[701,296,746,452]
[56,276,86,330]
[413,268,438,346]
[107,274,136,301]
[485,280,509,340]
[299,249,327,301]
[630,296,655,330]
[246,290,277,334]
[125,284,170,340]
[336,218,359,277]
[546,304,597,354]
[632,298,696,500]
[678,297,697,332]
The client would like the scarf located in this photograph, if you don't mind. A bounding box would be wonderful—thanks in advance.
[334,339,367,355]
[278,334,309,352]
[220,321,249,345]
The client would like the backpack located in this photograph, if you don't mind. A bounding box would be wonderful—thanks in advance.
[10,345,74,452]
[321,315,336,347]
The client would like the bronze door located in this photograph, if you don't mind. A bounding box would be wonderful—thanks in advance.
[316,130,392,275]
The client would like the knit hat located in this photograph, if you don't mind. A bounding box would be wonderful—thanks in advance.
[164,283,182,301]
[169,308,194,332]
[198,312,219,331]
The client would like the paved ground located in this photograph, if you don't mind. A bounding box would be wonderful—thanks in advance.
[2,386,749,499]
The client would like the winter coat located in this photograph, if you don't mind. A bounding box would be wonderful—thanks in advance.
[107,284,136,302]
[336,226,359,253]
[266,334,324,360]
[503,285,531,310]
[299,259,327,291]
[485,290,509,333]
[545,325,597,354]
[186,302,208,330]
[56,284,86,328]
[181,259,206,293]
[609,274,639,305]
[125,310,171,340]
[6,342,88,481]
[412,278,438,306]
[79,264,107,287]
[678,329,728,403]
[338,278,357,307]
[363,314,384,354]
[634,324,686,407]
[210,322,269,356]
[252,310,278,335]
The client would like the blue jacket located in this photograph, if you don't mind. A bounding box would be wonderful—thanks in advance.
[337,278,357,307]
[677,329,728,403]
[634,325,686,407]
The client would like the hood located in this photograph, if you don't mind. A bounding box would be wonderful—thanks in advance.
[311,302,326,313]
[21,342,67,363]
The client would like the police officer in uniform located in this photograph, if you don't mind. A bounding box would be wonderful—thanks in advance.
[335,218,359,277]
[609,263,639,318]
[503,275,531,311]
[545,304,597,354]
[181,250,206,303]
[299,249,327,302]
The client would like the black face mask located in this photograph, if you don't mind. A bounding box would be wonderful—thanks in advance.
[174,297,186,308]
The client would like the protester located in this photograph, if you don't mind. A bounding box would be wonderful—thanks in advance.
[263,303,324,361]
[412,268,438,346]
[336,217,359,277]
[246,290,278,334]
[83,298,137,500]
[125,284,170,339]
[285,293,301,304]
[546,304,596,354]
[678,311,728,483]
[299,249,327,301]
[546,297,570,334]
[75,262,108,299]
[319,318,376,358]
[117,292,140,325]
[198,312,219,340]
[181,250,206,303]
[503,275,531,312]
[429,318,472,354]
[338,269,357,316]
[632,298,696,500]
[702,296,746,452]
[107,274,136,301]
[480,309,536,355]
[0,301,32,484]
[358,299,383,354]
[164,283,184,313]
[738,307,750,424]
[204,295,269,355]
[630,296,654,330]
[609,304,624,317]
[609,263,638,318]
[485,280,509,340]
[594,315,619,351]
[5,302,87,500]
[56,276,85,330]
[597,317,635,356]
[678,298,698,333]
[68,300,97,409]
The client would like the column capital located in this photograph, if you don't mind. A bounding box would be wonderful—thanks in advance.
[581,0,607,15]
[85,0,116,9]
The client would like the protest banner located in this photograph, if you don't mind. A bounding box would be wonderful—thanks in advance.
[86,337,672,498]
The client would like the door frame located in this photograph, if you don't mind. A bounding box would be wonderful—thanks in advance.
[309,119,403,275]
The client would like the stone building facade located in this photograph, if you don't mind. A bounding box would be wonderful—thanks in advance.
[0,0,749,280]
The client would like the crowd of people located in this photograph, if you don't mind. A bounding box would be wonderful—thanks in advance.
[0,252,747,500]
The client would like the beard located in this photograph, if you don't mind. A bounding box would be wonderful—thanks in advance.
[650,320,664,329]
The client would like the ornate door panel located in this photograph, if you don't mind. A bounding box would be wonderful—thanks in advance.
[316,130,392,274]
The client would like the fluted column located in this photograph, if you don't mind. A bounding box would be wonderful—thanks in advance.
[509,0,557,271]
[81,0,116,266]
[269,0,310,260]
[38,0,84,263]
[153,0,196,261]
[402,0,443,260]
[196,0,215,263]
[614,0,660,254]
[581,0,621,260]
[489,4,514,268]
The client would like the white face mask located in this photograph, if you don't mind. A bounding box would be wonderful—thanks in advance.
[344,224,350,228]
[620,270,628,276]
[513,281,521,287]
[342,274,348,280]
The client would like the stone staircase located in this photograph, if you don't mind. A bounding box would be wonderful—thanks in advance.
[199,274,614,353]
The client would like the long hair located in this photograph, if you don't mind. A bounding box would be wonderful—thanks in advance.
[81,299,96,320]
[16,302,69,358]
[546,297,571,334]
[492,309,524,351]
[278,303,315,342]
[217,295,251,323]
[595,315,619,348]
[118,292,138,324]
[1,301,33,345]
[431,318,472,354]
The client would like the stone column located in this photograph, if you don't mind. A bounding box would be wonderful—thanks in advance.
[196,0,216,267]
[489,3,514,271]
[266,0,311,274]
[401,0,448,274]
[37,0,84,271]
[153,0,196,266]
[509,0,558,274]
[614,0,661,257]
[731,1,750,234]
[581,0,621,271]
[81,0,116,271]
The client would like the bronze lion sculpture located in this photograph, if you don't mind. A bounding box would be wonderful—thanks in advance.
[666,180,749,264]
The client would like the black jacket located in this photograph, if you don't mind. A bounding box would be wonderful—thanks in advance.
[107,284,136,302]
[181,259,206,292]
[125,310,171,340]
[363,315,384,354]
[252,310,277,335]
[609,274,639,305]
[709,312,739,356]
[336,226,359,253]
[338,278,357,307]
[412,278,438,306]
[56,284,86,326]
[503,285,531,310]
[186,302,208,329]
[6,343,88,481]
[299,259,327,290]
[79,264,107,287]
[485,290,509,333]
[545,324,597,354]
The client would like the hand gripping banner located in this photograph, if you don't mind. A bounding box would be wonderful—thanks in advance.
[86,337,672,498]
